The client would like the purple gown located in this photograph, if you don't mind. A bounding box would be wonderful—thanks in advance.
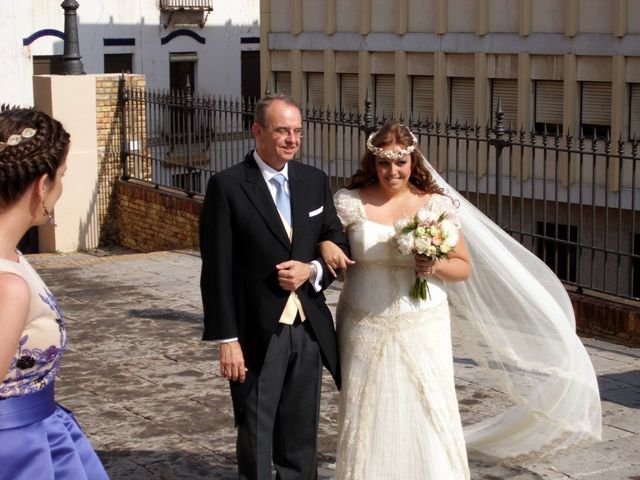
[0,254,108,480]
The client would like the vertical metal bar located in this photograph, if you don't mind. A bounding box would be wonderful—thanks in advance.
[531,132,537,257]
[542,132,548,271]
[475,125,481,207]
[590,134,597,290]
[491,98,507,226]
[604,136,611,292]
[577,134,585,293]
[553,133,560,280]
[486,131,491,216]
[119,74,129,180]
[519,129,526,244]
[508,130,515,235]
[566,133,574,286]
[616,138,624,295]
[464,124,470,199]
[445,122,452,183]
[631,140,638,298]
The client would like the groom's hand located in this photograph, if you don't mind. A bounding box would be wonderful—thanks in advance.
[219,341,246,383]
[276,260,310,291]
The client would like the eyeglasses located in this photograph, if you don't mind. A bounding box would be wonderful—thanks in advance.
[266,126,304,139]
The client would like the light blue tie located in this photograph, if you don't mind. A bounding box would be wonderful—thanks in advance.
[270,173,291,226]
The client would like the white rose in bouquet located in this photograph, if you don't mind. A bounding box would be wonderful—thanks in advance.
[394,217,411,234]
[440,219,459,247]
[414,235,432,254]
[415,208,430,223]
[396,232,415,255]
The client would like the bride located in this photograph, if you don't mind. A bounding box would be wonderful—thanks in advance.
[321,122,601,479]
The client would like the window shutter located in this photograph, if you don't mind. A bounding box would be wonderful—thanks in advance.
[411,76,434,121]
[339,74,359,113]
[581,82,611,127]
[375,75,395,118]
[492,79,518,130]
[306,73,324,109]
[630,83,640,140]
[535,80,563,127]
[450,78,474,125]
[275,72,291,96]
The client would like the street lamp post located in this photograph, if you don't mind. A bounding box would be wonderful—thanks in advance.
[61,0,84,75]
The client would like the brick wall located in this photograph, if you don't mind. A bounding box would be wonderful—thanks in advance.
[573,293,640,347]
[115,180,201,252]
[95,74,146,244]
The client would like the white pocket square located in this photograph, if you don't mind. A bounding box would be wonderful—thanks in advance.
[308,206,324,217]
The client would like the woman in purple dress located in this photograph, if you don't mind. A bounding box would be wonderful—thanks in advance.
[0,108,108,479]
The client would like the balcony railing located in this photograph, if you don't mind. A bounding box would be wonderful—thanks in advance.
[159,0,213,11]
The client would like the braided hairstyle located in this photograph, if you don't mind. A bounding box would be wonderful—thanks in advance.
[0,108,70,209]
[347,122,443,195]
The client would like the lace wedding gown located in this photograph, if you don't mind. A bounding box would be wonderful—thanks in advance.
[334,188,470,480]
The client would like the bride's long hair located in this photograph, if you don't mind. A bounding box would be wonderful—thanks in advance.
[347,122,443,195]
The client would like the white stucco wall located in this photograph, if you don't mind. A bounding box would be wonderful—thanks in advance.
[0,0,260,106]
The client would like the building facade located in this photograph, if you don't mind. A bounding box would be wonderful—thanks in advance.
[0,0,260,106]
[258,0,640,300]
[260,0,640,143]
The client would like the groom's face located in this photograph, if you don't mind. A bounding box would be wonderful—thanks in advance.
[253,100,302,171]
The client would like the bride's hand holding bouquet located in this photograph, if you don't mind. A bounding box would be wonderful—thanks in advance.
[393,203,460,300]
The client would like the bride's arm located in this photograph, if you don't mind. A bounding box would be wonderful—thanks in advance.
[415,232,472,282]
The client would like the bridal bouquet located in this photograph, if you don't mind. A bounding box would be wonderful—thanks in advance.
[393,202,460,301]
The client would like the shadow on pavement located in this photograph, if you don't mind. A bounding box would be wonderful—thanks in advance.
[98,449,237,479]
[598,369,640,409]
[467,452,545,479]
[129,308,202,324]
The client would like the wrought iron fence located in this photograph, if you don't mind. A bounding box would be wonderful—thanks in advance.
[118,78,640,301]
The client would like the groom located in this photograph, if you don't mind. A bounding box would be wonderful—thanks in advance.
[200,94,349,479]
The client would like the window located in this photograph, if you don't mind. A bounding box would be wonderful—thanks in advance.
[274,71,291,96]
[630,84,640,141]
[374,74,395,119]
[449,78,474,125]
[410,76,434,122]
[241,51,260,99]
[580,82,611,139]
[33,55,64,75]
[534,80,563,135]
[338,74,359,113]
[104,53,133,74]
[169,52,197,92]
[491,79,518,131]
[535,222,578,283]
[305,73,324,109]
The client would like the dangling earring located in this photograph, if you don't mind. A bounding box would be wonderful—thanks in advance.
[43,201,56,226]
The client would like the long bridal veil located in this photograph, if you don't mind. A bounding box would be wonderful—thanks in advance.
[423,157,602,459]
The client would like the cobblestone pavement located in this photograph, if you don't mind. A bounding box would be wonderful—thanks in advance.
[29,249,640,479]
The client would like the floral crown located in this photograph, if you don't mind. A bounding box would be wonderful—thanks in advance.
[366,126,418,160]
[0,127,36,153]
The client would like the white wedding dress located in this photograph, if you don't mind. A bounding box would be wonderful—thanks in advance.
[334,188,470,480]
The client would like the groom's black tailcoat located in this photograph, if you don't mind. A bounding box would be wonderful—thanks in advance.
[200,151,349,422]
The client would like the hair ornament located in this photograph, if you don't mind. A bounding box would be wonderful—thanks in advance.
[0,127,37,153]
[366,126,419,160]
